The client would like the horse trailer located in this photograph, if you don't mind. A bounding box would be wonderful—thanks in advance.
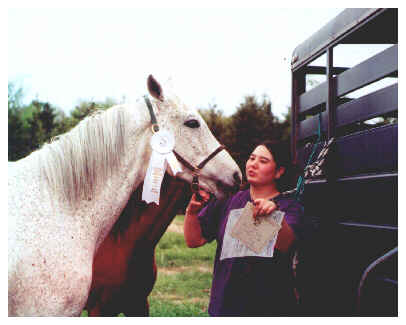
[290,8,397,316]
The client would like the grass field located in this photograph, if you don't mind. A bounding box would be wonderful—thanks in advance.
[149,215,217,317]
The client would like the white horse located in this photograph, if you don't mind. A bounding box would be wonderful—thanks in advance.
[8,75,242,316]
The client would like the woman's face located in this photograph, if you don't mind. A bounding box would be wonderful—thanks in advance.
[245,145,283,187]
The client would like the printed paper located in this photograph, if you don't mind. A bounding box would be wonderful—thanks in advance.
[220,202,285,260]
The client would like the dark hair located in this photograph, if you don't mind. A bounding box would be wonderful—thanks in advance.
[241,139,299,192]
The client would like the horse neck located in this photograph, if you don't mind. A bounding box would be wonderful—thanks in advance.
[109,174,190,251]
[76,103,154,250]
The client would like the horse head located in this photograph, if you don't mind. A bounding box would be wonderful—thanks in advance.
[146,75,241,199]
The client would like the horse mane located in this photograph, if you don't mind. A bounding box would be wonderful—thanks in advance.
[38,106,127,208]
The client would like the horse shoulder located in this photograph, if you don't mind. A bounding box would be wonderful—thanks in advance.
[8,227,94,316]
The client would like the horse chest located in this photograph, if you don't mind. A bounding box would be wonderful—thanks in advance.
[8,234,93,316]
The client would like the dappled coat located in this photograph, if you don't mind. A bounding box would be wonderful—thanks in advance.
[85,174,190,316]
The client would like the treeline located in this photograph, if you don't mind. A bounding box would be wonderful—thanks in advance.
[8,83,120,161]
[198,97,290,172]
[8,83,291,170]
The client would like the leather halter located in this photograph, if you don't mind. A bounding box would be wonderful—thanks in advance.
[173,145,226,193]
[144,95,226,195]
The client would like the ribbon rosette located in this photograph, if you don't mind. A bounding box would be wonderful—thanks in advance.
[142,129,182,205]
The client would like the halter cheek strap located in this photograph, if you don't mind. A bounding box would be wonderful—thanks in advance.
[144,95,160,133]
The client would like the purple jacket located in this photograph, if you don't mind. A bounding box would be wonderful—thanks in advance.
[198,189,304,316]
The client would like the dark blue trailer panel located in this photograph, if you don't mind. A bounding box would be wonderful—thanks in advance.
[290,8,397,316]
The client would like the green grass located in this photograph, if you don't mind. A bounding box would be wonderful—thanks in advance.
[155,231,216,268]
[173,214,185,223]
[149,215,217,316]
[149,299,208,317]
[152,270,213,300]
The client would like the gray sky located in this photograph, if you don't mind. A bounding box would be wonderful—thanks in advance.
[8,5,395,119]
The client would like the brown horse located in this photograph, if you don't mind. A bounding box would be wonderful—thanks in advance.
[85,173,190,316]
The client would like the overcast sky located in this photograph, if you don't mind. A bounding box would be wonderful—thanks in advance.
[7,4,399,120]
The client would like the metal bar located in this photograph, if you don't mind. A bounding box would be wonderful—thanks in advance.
[291,70,305,165]
[334,124,397,175]
[340,172,398,182]
[339,222,398,231]
[291,75,297,165]
[298,82,327,115]
[298,45,397,117]
[305,172,397,185]
[382,278,398,286]
[303,66,349,75]
[327,47,336,139]
[298,111,329,142]
[298,83,397,141]
[336,83,398,128]
[357,246,398,313]
[336,45,398,97]
[291,9,389,72]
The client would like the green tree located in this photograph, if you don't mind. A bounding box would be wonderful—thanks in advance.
[71,101,97,122]
[199,104,232,147]
[228,95,284,170]
[70,98,118,127]
[8,106,30,161]
[198,96,291,172]
[8,84,122,161]
[8,83,31,161]
[24,100,66,151]
[8,83,24,110]
[279,108,292,142]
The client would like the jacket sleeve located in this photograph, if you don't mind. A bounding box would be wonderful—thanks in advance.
[197,197,227,243]
[283,198,305,241]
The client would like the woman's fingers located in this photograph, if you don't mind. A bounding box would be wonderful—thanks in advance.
[253,199,261,218]
[193,190,210,204]
[198,190,210,202]
[188,190,210,214]
[252,199,277,219]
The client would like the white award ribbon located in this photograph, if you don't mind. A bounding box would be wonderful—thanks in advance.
[142,129,182,205]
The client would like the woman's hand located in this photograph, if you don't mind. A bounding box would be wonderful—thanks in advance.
[186,190,210,215]
[184,190,210,248]
[252,199,277,220]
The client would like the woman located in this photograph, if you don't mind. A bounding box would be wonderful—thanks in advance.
[184,140,304,316]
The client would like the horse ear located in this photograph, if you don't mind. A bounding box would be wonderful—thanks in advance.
[147,75,164,101]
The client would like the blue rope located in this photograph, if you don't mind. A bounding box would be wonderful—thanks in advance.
[294,112,323,202]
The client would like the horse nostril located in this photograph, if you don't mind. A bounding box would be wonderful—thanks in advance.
[233,171,241,186]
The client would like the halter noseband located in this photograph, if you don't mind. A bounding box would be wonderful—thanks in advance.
[173,145,226,193]
[144,95,226,196]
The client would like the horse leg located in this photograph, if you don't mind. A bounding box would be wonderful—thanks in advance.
[120,244,157,316]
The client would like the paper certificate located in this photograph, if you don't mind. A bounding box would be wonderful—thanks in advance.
[231,202,282,253]
[220,202,285,260]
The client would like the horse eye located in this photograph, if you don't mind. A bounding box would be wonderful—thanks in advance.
[184,119,200,128]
